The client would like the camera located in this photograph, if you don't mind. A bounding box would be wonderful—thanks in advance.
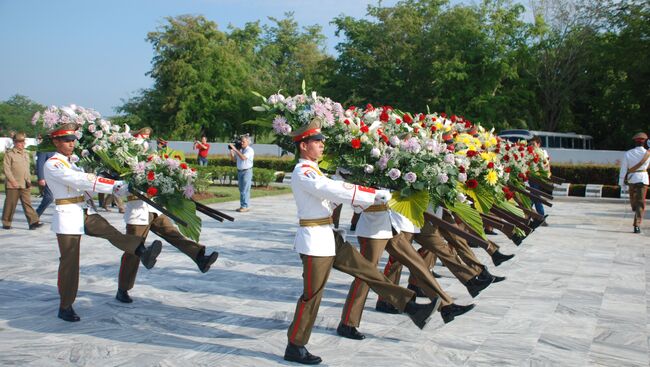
[228,137,242,150]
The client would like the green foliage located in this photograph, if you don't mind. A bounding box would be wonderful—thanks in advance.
[551,163,620,185]
[0,95,46,137]
[186,156,295,172]
[253,168,276,187]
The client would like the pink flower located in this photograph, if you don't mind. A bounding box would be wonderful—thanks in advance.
[403,172,417,183]
[388,168,401,180]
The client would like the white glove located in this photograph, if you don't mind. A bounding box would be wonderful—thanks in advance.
[113,181,129,197]
[373,189,392,205]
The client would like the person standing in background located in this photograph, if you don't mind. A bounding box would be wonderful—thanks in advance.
[229,134,254,212]
[2,132,42,230]
[619,132,650,234]
[194,136,210,166]
[35,149,56,217]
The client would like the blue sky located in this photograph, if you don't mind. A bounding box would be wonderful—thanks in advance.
[1,0,495,116]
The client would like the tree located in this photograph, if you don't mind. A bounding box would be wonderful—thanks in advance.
[0,95,46,137]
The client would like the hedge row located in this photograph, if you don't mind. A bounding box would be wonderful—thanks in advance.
[186,155,295,172]
[551,163,621,185]
[191,165,277,187]
[568,184,622,198]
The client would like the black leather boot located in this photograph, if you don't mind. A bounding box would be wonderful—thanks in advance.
[197,251,219,273]
[465,274,494,297]
[478,267,505,283]
[511,234,526,246]
[336,322,366,340]
[115,289,133,303]
[634,226,641,233]
[375,300,401,314]
[283,342,322,364]
[407,283,427,297]
[404,297,439,329]
[440,303,475,323]
[491,250,514,266]
[137,240,162,269]
[58,306,80,322]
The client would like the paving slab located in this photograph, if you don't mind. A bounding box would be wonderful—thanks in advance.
[0,194,648,366]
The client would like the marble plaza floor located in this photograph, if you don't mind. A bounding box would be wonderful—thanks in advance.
[0,194,648,366]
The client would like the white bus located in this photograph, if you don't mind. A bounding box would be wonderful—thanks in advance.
[498,130,594,150]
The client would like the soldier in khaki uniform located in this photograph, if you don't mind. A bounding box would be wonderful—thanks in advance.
[44,123,163,322]
[2,132,41,230]
[283,119,436,365]
[115,128,219,304]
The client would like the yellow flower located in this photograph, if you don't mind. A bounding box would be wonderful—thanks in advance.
[486,169,498,186]
[480,152,496,161]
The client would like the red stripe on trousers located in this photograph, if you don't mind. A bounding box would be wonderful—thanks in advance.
[344,238,366,324]
[290,256,312,343]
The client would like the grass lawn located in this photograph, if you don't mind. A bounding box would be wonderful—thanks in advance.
[198,184,292,205]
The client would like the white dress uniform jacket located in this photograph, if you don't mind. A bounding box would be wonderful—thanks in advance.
[619,146,650,186]
[389,209,421,234]
[292,159,376,256]
[43,153,121,234]
[355,209,394,239]
[123,199,162,225]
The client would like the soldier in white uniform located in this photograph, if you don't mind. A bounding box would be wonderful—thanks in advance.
[283,119,436,365]
[337,203,477,339]
[619,132,650,233]
[115,128,219,304]
[44,123,162,322]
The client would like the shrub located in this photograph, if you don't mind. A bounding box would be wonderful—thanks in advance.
[551,163,620,185]
[186,155,295,172]
[253,168,276,187]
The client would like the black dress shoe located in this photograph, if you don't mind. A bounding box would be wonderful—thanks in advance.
[58,306,80,322]
[465,274,494,297]
[485,229,498,235]
[634,226,641,234]
[283,342,322,365]
[29,222,44,230]
[440,303,475,323]
[375,300,401,314]
[407,283,427,297]
[138,240,162,269]
[349,224,356,231]
[404,297,439,329]
[431,270,442,278]
[336,322,366,340]
[511,234,525,246]
[491,250,514,266]
[2,225,10,230]
[197,251,219,273]
[115,289,133,303]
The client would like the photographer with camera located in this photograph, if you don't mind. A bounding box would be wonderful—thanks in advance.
[193,136,210,166]
[228,134,254,212]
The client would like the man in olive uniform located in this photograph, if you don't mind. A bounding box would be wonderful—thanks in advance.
[283,119,436,365]
[44,123,162,322]
[2,132,42,230]
[115,128,219,304]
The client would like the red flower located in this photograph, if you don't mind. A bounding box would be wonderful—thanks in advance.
[431,126,437,132]
[487,162,494,169]
[419,114,425,121]
[451,115,457,122]
[503,155,510,162]
[403,114,413,124]
[147,155,154,162]
[147,171,155,181]
[533,156,539,163]
[360,125,369,133]
[466,150,478,157]
[440,112,447,118]
[466,179,478,189]
[465,121,472,128]
[146,187,158,197]
[191,168,196,172]
[502,187,511,193]
[447,144,455,151]
[505,191,514,200]
[351,139,361,149]
[414,128,419,134]
[505,146,511,151]
[395,118,401,125]
[180,163,188,169]
[164,154,169,158]
[459,166,466,173]
[365,103,374,111]
[348,105,356,111]
[344,119,350,125]
[380,111,390,122]
[518,146,524,152]
[504,167,511,173]
[381,135,389,144]
[527,146,534,153]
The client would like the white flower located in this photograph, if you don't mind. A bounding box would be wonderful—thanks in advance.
[458,173,467,182]
[364,164,374,174]
[388,168,401,180]
[370,147,381,158]
[456,193,467,203]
